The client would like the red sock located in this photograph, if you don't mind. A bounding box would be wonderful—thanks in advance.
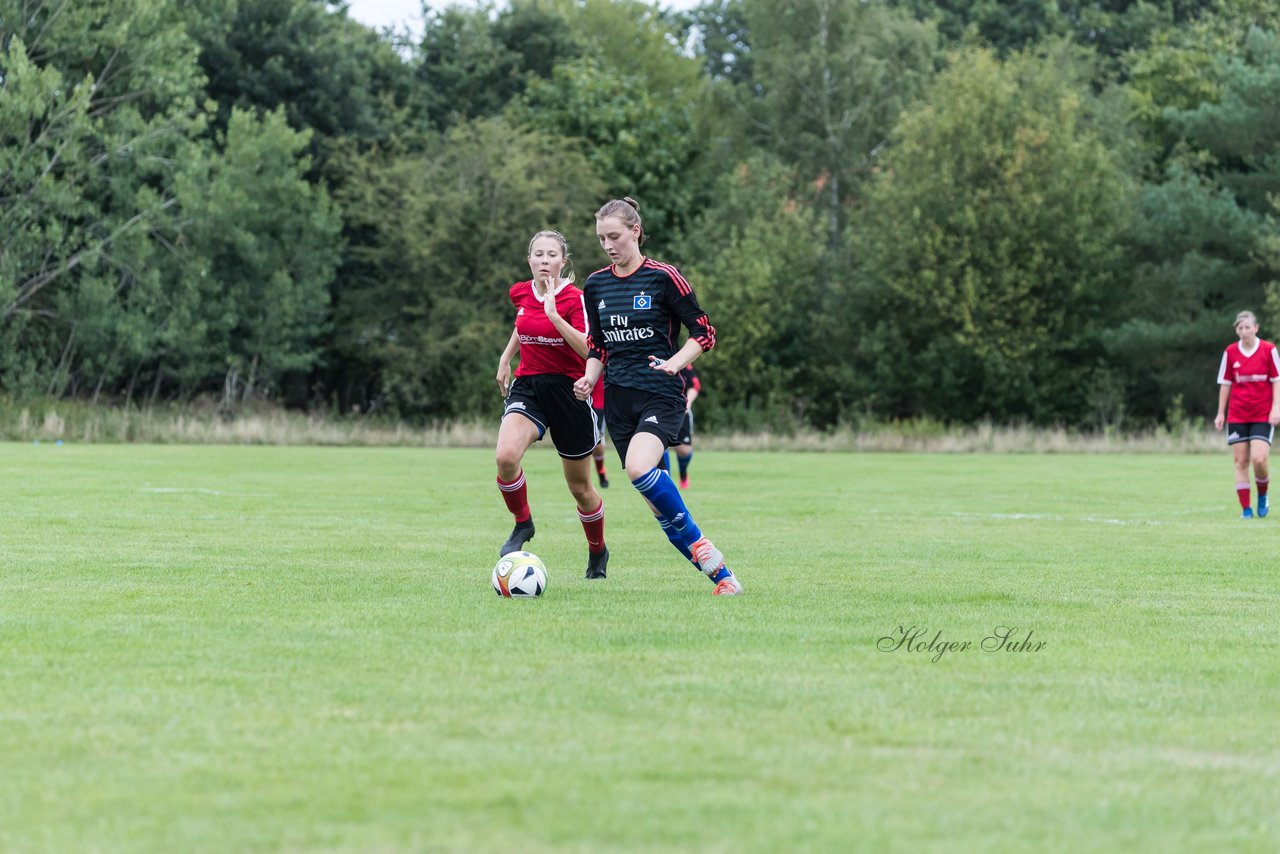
[578,500,605,553]
[498,470,531,522]
[593,449,607,476]
[1236,482,1251,509]
[1258,477,1270,498]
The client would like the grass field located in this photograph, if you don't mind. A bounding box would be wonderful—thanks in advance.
[2,442,1277,852]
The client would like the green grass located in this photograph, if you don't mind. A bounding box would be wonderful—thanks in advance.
[1,442,1276,852]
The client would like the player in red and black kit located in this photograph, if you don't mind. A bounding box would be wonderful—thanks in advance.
[673,366,699,488]
[590,381,609,488]
[573,198,742,596]
[659,366,700,488]
[1214,310,1280,518]
[495,230,608,578]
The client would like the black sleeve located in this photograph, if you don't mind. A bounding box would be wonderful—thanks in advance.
[584,280,607,365]
[665,272,716,352]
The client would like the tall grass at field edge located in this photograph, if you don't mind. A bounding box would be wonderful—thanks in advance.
[0,398,1222,452]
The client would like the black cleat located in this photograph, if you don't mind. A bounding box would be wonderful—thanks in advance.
[598,473,609,488]
[500,519,535,556]
[585,546,609,579]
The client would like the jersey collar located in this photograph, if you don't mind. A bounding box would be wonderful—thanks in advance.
[612,256,646,278]
[529,278,571,300]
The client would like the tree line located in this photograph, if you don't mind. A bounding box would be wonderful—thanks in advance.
[2,0,1278,431]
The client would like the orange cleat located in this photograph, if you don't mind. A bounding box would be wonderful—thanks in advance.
[712,575,743,596]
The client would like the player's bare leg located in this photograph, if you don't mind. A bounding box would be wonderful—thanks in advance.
[496,415,540,554]
[562,456,608,578]
[1251,438,1270,517]
[1233,441,1253,518]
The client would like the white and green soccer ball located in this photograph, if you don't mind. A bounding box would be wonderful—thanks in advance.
[492,551,547,598]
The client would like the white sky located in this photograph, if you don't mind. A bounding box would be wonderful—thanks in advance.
[344,0,702,39]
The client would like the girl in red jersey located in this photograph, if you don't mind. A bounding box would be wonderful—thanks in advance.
[494,230,608,578]
[1214,310,1280,518]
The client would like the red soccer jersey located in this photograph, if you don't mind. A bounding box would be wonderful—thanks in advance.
[1218,339,1280,422]
[511,280,588,379]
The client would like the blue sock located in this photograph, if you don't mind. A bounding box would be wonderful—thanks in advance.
[632,467,701,548]
[677,452,692,479]
[656,514,698,566]
[659,449,671,472]
[712,566,731,582]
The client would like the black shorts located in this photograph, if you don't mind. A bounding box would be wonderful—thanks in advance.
[676,410,694,446]
[503,375,602,459]
[1227,422,1274,445]
[604,384,685,466]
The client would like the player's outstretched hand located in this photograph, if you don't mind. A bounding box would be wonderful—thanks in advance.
[573,375,593,401]
[1214,414,1225,431]
[497,363,512,397]
[541,279,560,319]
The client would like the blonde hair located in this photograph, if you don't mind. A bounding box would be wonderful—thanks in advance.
[595,197,647,246]
[1236,310,1258,327]
[528,229,574,285]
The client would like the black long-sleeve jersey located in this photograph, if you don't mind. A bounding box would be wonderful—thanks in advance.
[583,258,716,402]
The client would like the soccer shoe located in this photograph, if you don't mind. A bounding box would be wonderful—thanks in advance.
[1260,494,1270,518]
[500,520,535,556]
[679,477,689,490]
[598,472,609,488]
[1243,507,1254,519]
[712,575,743,596]
[585,546,609,579]
[689,536,726,578]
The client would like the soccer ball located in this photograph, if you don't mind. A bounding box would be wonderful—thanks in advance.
[492,551,547,598]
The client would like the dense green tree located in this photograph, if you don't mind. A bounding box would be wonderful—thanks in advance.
[0,0,205,398]
[189,0,418,142]
[510,0,711,245]
[890,0,1067,54]
[743,0,938,251]
[2,0,205,115]
[417,1,582,129]
[887,0,1218,61]
[546,0,705,94]
[0,36,101,393]
[851,45,1134,424]
[327,118,604,418]
[674,156,825,429]
[1116,11,1280,420]
[167,108,340,403]
[516,58,701,247]
[2,0,344,406]
[675,0,753,86]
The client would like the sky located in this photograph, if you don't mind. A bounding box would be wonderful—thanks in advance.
[344,0,701,39]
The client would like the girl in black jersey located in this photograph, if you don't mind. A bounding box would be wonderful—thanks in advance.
[573,199,742,596]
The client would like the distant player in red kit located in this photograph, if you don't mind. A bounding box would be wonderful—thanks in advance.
[1214,310,1280,518]
[673,366,699,488]
[495,230,608,578]
[591,380,609,489]
[658,365,699,489]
